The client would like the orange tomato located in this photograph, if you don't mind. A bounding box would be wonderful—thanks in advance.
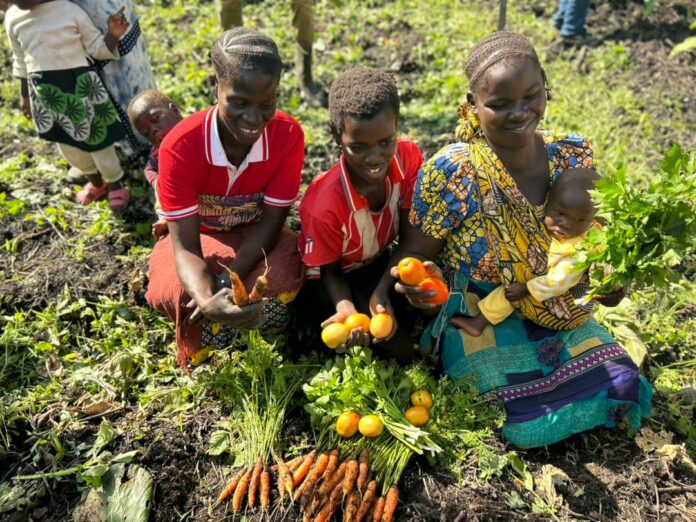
[404,406,430,426]
[397,257,428,286]
[369,313,394,339]
[336,411,361,438]
[344,313,371,333]
[358,415,384,438]
[410,390,433,410]
[419,277,449,305]
[321,323,350,349]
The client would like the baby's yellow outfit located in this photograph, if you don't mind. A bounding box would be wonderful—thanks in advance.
[478,233,586,325]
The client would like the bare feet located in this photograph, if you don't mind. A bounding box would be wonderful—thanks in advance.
[450,314,491,337]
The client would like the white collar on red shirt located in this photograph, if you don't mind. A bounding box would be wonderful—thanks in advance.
[338,152,405,212]
[205,106,269,169]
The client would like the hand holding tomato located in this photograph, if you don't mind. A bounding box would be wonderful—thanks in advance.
[391,260,445,310]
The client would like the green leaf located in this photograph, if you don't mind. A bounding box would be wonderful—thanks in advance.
[80,464,109,489]
[208,430,230,456]
[73,464,153,522]
[93,420,116,457]
[669,36,696,59]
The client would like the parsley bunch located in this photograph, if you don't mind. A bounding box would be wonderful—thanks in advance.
[577,145,696,296]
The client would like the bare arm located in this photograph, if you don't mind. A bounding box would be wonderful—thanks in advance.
[168,216,264,328]
[19,78,31,119]
[320,261,357,325]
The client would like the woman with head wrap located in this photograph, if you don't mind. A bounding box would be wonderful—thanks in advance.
[145,28,305,371]
[394,31,652,448]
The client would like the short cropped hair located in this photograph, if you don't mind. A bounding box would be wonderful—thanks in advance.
[328,67,400,140]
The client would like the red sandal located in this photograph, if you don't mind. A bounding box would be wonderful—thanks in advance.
[108,186,129,211]
[76,182,108,205]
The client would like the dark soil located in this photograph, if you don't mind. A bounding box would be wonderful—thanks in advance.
[524,0,696,154]
[1,1,695,521]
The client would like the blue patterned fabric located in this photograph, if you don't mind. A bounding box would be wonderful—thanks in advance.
[412,131,653,448]
[69,0,156,160]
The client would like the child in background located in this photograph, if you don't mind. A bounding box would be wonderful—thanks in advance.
[298,67,423,363]
[128,90,183,238]
[4,0,130,210]
[454,168,601,337]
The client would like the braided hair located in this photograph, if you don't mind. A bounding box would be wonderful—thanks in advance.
[465,30,548,93]
[328,67,399,141]
[457,31,550,142]
[210,27,283,85]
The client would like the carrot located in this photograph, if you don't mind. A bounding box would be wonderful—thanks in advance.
[357,449,369,491]
[248,274,268,304]
[355,480,377,522]
[304,495,321,521]
[260,469,270,510]
[295,451,329,501]
[218,467,246,502]
[372,496,385,522]
[344,490,361,522]
[232,468,251,514]
[342,457,359,496]
[380,486,399,522]
[317,459,347,499]
[314,478,345,522]
[247,456,263,509]
[269,454,304,473]
[216,261,248,306]
[249,249,269,304]
[293,449,316,487]
[272,450,294,498]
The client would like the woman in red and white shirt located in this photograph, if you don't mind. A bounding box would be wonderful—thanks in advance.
[146,28,305,370]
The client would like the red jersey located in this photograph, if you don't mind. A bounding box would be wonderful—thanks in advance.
[157,107,304,233]
[298,140,423,277]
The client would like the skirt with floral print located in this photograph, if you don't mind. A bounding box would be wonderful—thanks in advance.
[28,66,125,152]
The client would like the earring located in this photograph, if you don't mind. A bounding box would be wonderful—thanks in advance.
[545,87,553,101]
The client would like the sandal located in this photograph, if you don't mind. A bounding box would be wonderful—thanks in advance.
[108,186,129,211]
[76,182,108,205]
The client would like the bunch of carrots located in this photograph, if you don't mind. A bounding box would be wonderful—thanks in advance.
[218,448,399,521]
[217,258,268,306]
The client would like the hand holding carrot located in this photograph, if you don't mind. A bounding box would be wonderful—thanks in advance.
[195,289,266,329]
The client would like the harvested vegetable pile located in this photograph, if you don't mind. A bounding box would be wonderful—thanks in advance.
[578,145,696,296]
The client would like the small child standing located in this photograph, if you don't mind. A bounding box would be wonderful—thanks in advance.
[298,67,423,363]
[454,168,600,337]
[127,89,183,238]
[4,0,130,209]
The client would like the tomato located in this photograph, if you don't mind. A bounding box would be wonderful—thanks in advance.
[410,390,433,410]
[369,313,394,339]
[358,414,384,438]
[336,411,361,438]
[321,323,350,349]
[397,257,428,286]
[419,277,449,305]
[404,406,430,426]
[344,313,371,333]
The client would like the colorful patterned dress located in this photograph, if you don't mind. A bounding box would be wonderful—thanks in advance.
[410,127,653,448]
[69,0,156,160]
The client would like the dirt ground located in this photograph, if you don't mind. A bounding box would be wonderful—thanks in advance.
[2,1,695,521]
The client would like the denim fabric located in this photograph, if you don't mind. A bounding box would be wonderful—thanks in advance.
[553,0,591,37]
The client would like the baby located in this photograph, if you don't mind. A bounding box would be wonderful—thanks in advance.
[456,168,600,336]
[127,89,182,237]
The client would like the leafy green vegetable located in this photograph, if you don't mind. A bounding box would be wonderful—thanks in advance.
[577,145,696,296]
